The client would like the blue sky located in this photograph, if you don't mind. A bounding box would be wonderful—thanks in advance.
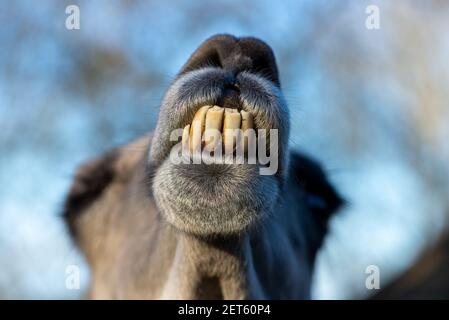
[1,0,448,298]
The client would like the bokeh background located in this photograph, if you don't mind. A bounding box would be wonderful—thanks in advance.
[1,0,448,299]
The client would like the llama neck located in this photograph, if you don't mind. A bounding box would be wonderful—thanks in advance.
[159,231,263,299]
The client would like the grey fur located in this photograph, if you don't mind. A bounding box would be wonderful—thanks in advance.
[63,35,342,299]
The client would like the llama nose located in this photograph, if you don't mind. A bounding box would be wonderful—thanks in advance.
[218,84,240,110]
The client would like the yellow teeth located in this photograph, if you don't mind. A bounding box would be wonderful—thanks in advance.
[240,110,254,154]
[183,105,255,157]
[205,106,225,129]
[240,110,253,131]
[189,105,211,154]
[223,108,242,154]
[182,124,191,154]
[204,106,224,150]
